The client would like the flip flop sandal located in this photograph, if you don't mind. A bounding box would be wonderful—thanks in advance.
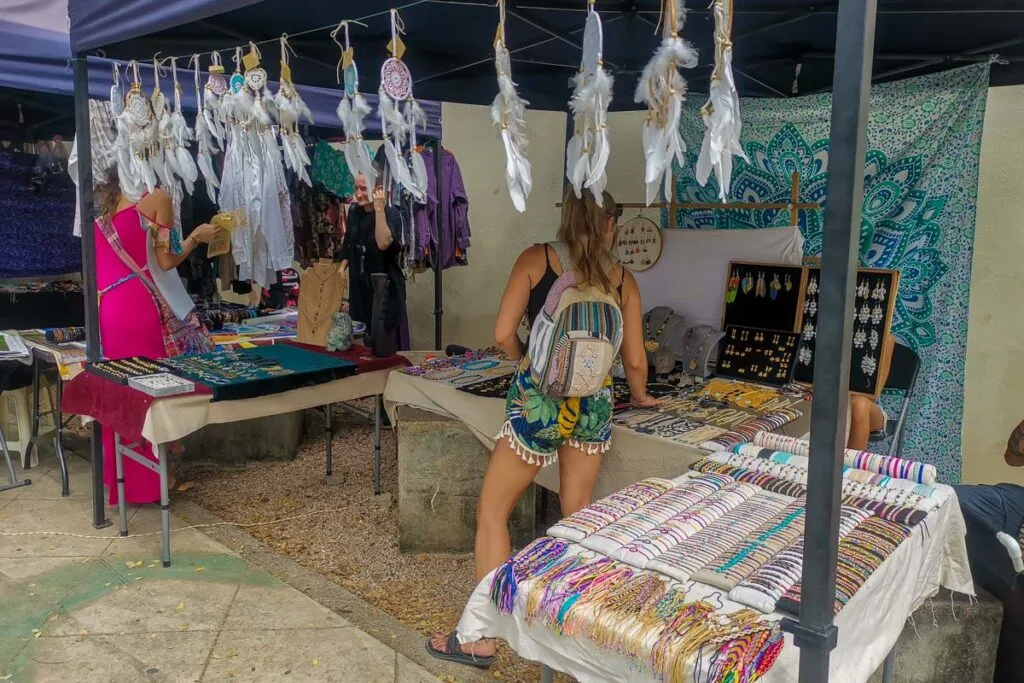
[425,631,493,668]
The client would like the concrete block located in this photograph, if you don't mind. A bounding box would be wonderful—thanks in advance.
[397,406,535,554]
[867,588,1002,683]
[181,411,305,467]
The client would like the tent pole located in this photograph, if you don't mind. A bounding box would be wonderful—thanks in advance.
[73,54,110,530]
[780,0,876,679]
[433,138,444,350]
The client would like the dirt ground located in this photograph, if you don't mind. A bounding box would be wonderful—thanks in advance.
[180,402,572,683]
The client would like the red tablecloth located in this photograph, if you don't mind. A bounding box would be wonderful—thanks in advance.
[61,372,212,443]
[284,341,411,373]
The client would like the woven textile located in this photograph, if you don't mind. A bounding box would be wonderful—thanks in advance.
[776,515,911,617]
[752,431,938,485]
[547,478,676,542]
[699,410,802,451]
[648,491,793,583]
[613,482,760,569]
[689,460,808,498]
[692,499,807,590]
[841,495,928,527]
[581,475,734,556]
[729,506,872,613]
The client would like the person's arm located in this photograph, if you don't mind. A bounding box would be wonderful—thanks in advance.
[138,189,214,271]
[493,248,536,361]
[1006,419,1024,468]
[619,271,659,407]
[372,187,394,251]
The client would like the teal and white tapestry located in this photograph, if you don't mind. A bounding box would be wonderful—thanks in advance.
[670,64,990,482]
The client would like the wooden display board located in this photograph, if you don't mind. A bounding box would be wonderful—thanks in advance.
[721,261,807,333]
[793,267,900,398]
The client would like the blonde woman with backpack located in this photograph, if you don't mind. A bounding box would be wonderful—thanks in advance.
[427,186,660,667]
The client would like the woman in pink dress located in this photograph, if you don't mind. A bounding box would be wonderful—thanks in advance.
[94,178,218,504]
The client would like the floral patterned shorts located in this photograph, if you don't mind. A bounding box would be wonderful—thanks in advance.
[498,365,613,467]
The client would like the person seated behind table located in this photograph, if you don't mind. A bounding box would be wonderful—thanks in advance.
[847,335,896,451]
[952,420,1024,683]
[426,186,662,668]
[334,174,406,346]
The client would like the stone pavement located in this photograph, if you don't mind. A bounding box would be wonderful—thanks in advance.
[0,454,438,683]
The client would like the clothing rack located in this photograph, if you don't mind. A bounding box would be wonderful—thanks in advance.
[558,172,820,228]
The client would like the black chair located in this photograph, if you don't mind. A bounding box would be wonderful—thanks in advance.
[868,342,920,458]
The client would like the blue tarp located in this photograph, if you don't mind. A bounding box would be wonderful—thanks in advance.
[0,19,442,138]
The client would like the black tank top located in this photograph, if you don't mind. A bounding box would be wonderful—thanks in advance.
[525,244,623,328]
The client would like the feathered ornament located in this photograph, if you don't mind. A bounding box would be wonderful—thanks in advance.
[168,58,198,195]
[203,51,227,150]
[377,9,417,196]
[634,0,698,206]
[490,0,532,213]
[565,2,613,205]
[113,60,157,200]
[274,35,313,186]
[696,0,748,201]
[109,62,123,117]
[332,21,376,187]
[148,57,178,193]
[192,54,220,202]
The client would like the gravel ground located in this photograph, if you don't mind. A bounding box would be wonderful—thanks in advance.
[179,403,574,683]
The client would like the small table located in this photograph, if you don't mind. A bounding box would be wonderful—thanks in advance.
[63,355,406,567]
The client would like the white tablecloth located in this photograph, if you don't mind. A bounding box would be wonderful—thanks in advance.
[383,371,812,498]
[457,483,973,683]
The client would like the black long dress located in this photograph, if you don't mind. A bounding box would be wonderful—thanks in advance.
[335,204,407,335]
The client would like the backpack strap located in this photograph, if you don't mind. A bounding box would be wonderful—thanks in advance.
[548,241,572,274]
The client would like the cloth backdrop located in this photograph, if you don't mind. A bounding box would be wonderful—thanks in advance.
[669,64,991,482]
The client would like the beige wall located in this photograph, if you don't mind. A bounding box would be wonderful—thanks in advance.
[404,102,565,350]
[962,85,1024,485]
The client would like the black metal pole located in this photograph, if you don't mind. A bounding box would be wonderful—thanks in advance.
[433,138,444,350]
[73,54,110,529]
[781,1,877,679]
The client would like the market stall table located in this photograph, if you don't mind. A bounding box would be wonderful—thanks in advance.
[457,472,972,683]
[61,344,409,566]
[383,370,812,498]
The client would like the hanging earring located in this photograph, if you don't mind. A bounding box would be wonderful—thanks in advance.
[808,275,818,295]
[770,273,781,300]
[742,272,753,295]
[853,327,866,349]
[809,299,818,317]
[861,352,877,377]
[871,304,884,326]
[803,322,814,341]
[858,303,871,325]
[726,269,740,303]
[869,328,879,350]
[784,274,793,292]
[799,347,813,366]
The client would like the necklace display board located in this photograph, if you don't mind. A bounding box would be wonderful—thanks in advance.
[681,324,725,378]
[794,267,900,397]
[163,345,356,402]
[717,325,800,387]
[297,260,347,347]
[722,261,806,333]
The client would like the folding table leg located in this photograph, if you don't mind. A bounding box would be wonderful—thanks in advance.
[114,434,128,537]
[1,424,31,492]
[882,646,896,683]
[373,396,382,495]
[540,665,554,683]
[22,359,41,470]
[54,375,69,497]
[157,442,171,567]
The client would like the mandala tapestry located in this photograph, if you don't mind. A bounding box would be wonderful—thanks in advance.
[668,64,991,482]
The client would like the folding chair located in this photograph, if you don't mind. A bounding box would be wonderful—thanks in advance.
[869,342,920,458]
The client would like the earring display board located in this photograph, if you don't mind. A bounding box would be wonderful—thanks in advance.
[86,357,173,386]
[613,216,662,272]
[717,325,800,387]
[794,267,900,398]
[722,261,806,333]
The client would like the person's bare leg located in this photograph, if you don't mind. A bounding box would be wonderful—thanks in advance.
[847,394,874,450]
[429,438,540,658]
[556,442,603,516]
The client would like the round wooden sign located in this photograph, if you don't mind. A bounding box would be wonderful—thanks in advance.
[614,216,663,272]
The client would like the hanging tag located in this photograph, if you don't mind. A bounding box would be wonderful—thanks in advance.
[280,62,292,84]
[342,47,354,69]
[242,48,260,71]
[386,35,406,60]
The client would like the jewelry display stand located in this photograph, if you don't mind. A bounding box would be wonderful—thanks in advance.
[717,325,800,387]
[297,260,346,347]
[680,324,725,379]
[723,261,807,333]
[794,267,900,397]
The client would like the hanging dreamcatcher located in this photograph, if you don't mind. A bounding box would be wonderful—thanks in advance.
[192,54,221,202]
[634,0,698,206]
[274,35,314,186]
[377,9,428,201]
[113,60,157,200]
[148,56,177,193]
[203,51,228,147]
[168,57,198,196]
[491,0,532,213]
[332,20,377,187]
[695,0,747,201]
[565,0,613,205]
